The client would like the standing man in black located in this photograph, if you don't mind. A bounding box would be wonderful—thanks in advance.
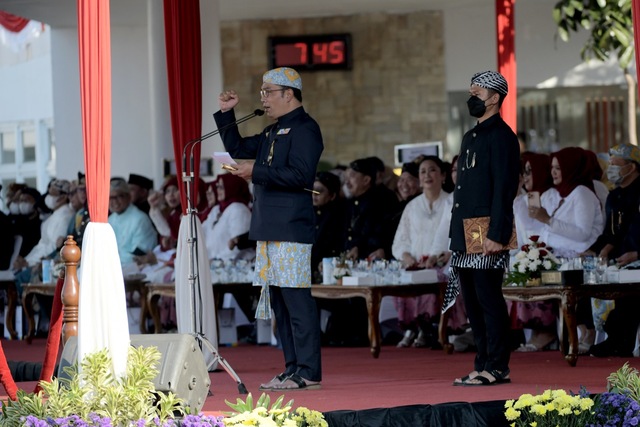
[214,67,323,391]
[445,71,520,386]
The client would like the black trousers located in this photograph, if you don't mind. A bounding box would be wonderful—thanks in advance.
[270,286,322,381]
[458,268,511,373]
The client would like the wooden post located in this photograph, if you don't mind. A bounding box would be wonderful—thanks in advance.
[60,235,80,345]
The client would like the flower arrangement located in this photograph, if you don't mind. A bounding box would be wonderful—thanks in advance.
[0,347,327,427]
[505,235,560,286]
[588,392,640,427]
[332,252,351,282]
[505,364,640,427]
[224,393,328,427]
[504,388,595,427]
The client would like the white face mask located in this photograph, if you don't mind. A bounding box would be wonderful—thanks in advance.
[45,194,59,210]
[9,202,20,215]
[18,202,34,215]
[606,164,630,187]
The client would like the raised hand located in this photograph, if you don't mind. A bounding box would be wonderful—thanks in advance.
[219,90,239,112]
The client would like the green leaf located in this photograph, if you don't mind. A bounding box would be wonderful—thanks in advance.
[619,45,634,69]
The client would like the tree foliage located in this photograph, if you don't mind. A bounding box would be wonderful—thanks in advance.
[553,0,634,70]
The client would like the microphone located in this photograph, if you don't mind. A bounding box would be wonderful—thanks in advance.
[181,109,264,174]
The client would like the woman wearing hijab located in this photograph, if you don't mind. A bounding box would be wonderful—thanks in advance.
[511,152,558,352]
[529,147,604,257]
[203,173,253,262]
[513,152,553,248]
[528,147,605,353]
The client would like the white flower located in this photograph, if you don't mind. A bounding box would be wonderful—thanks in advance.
[518,263,528,273]
[527,248,540,260]
[543,260,553,270]
[515,251,527,260]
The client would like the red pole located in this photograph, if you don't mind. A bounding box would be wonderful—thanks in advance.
[496,0,517,132]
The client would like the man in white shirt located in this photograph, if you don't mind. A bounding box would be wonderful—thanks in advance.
[14,179,75,272]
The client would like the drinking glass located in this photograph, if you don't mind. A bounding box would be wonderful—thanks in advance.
[581,255,597,284]
[595,256,608,283]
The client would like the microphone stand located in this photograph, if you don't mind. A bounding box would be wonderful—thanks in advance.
[180,109,263,395]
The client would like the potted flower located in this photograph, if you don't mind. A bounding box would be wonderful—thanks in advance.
[504,388,595,426]
[332,252,351,285]
[505,235,560,287]
[0,347,327,427]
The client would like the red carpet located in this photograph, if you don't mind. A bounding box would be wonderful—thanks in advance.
[2,338,639,414]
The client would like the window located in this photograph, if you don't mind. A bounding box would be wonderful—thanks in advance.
[1,131,16,164]
[22,129,36,162]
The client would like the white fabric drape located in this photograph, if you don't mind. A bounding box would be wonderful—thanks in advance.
[77,222,130,377]
[176,215,218,370]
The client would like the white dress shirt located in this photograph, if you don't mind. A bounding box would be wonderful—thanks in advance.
[25,203,75,266]
[539,185,604,258]
[392,191,452,260]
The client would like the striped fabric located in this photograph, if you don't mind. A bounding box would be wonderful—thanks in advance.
[443,250,510,312]
[471,70,508,95]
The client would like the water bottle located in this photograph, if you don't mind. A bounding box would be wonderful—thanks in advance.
[42,259,52,284]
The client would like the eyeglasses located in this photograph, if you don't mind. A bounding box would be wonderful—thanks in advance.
[523,168,532,176]
[260,88,286,98]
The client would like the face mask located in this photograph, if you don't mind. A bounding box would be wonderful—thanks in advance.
[9,202,20,215]
[606,164,629,186]
[45,194,59,210]
[467,95,487,118]
[18,202,34,215]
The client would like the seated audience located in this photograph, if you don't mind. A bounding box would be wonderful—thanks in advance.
[203,173,253,262]
[128,173,154,215]
[343,158,396,261]
[11,187,42,258]
[200,179,218,221]
[391,156,465,348]
[4,182,26,215]
[528,146,605,353]
[310,171,345,283]
[0,209,14,270]
[108,178,158,266]
[511,152,558,352]
[588,143,640,357]
[148,176,181,241]
[61,177,90,249]
[13,180,74,293]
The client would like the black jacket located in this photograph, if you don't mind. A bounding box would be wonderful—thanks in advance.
[214,106,323,243]
[449,114,520,251]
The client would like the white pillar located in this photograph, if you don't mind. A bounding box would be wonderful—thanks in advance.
[200,0,224,170]
[147,0,173,188]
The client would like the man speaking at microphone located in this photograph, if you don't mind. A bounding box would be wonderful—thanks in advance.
[214,67,323,391]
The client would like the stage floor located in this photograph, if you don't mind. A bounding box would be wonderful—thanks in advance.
[2,337,639,415]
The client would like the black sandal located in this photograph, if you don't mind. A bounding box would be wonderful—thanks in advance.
[258,372,289,391]
[270,373,321,391]
[452,370,479,386]
[462,369,510,386]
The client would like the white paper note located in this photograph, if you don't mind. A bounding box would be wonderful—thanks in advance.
[213,151,238,165]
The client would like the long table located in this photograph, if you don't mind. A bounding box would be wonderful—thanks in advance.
[146,281,446,358]
[501,282,640,366]
[21,275,150,341]
[311,283,446,358]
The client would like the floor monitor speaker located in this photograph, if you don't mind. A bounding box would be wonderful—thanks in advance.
[58,334,211,412]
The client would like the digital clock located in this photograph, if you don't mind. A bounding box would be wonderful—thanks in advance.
[268,34,352,71]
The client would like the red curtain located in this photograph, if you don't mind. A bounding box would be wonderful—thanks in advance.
[163,0,203,213]
[77,0,111,223]
[0,10,29,33]
[496,0,517,132]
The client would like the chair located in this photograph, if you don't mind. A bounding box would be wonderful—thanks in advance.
[0,235,22,281]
